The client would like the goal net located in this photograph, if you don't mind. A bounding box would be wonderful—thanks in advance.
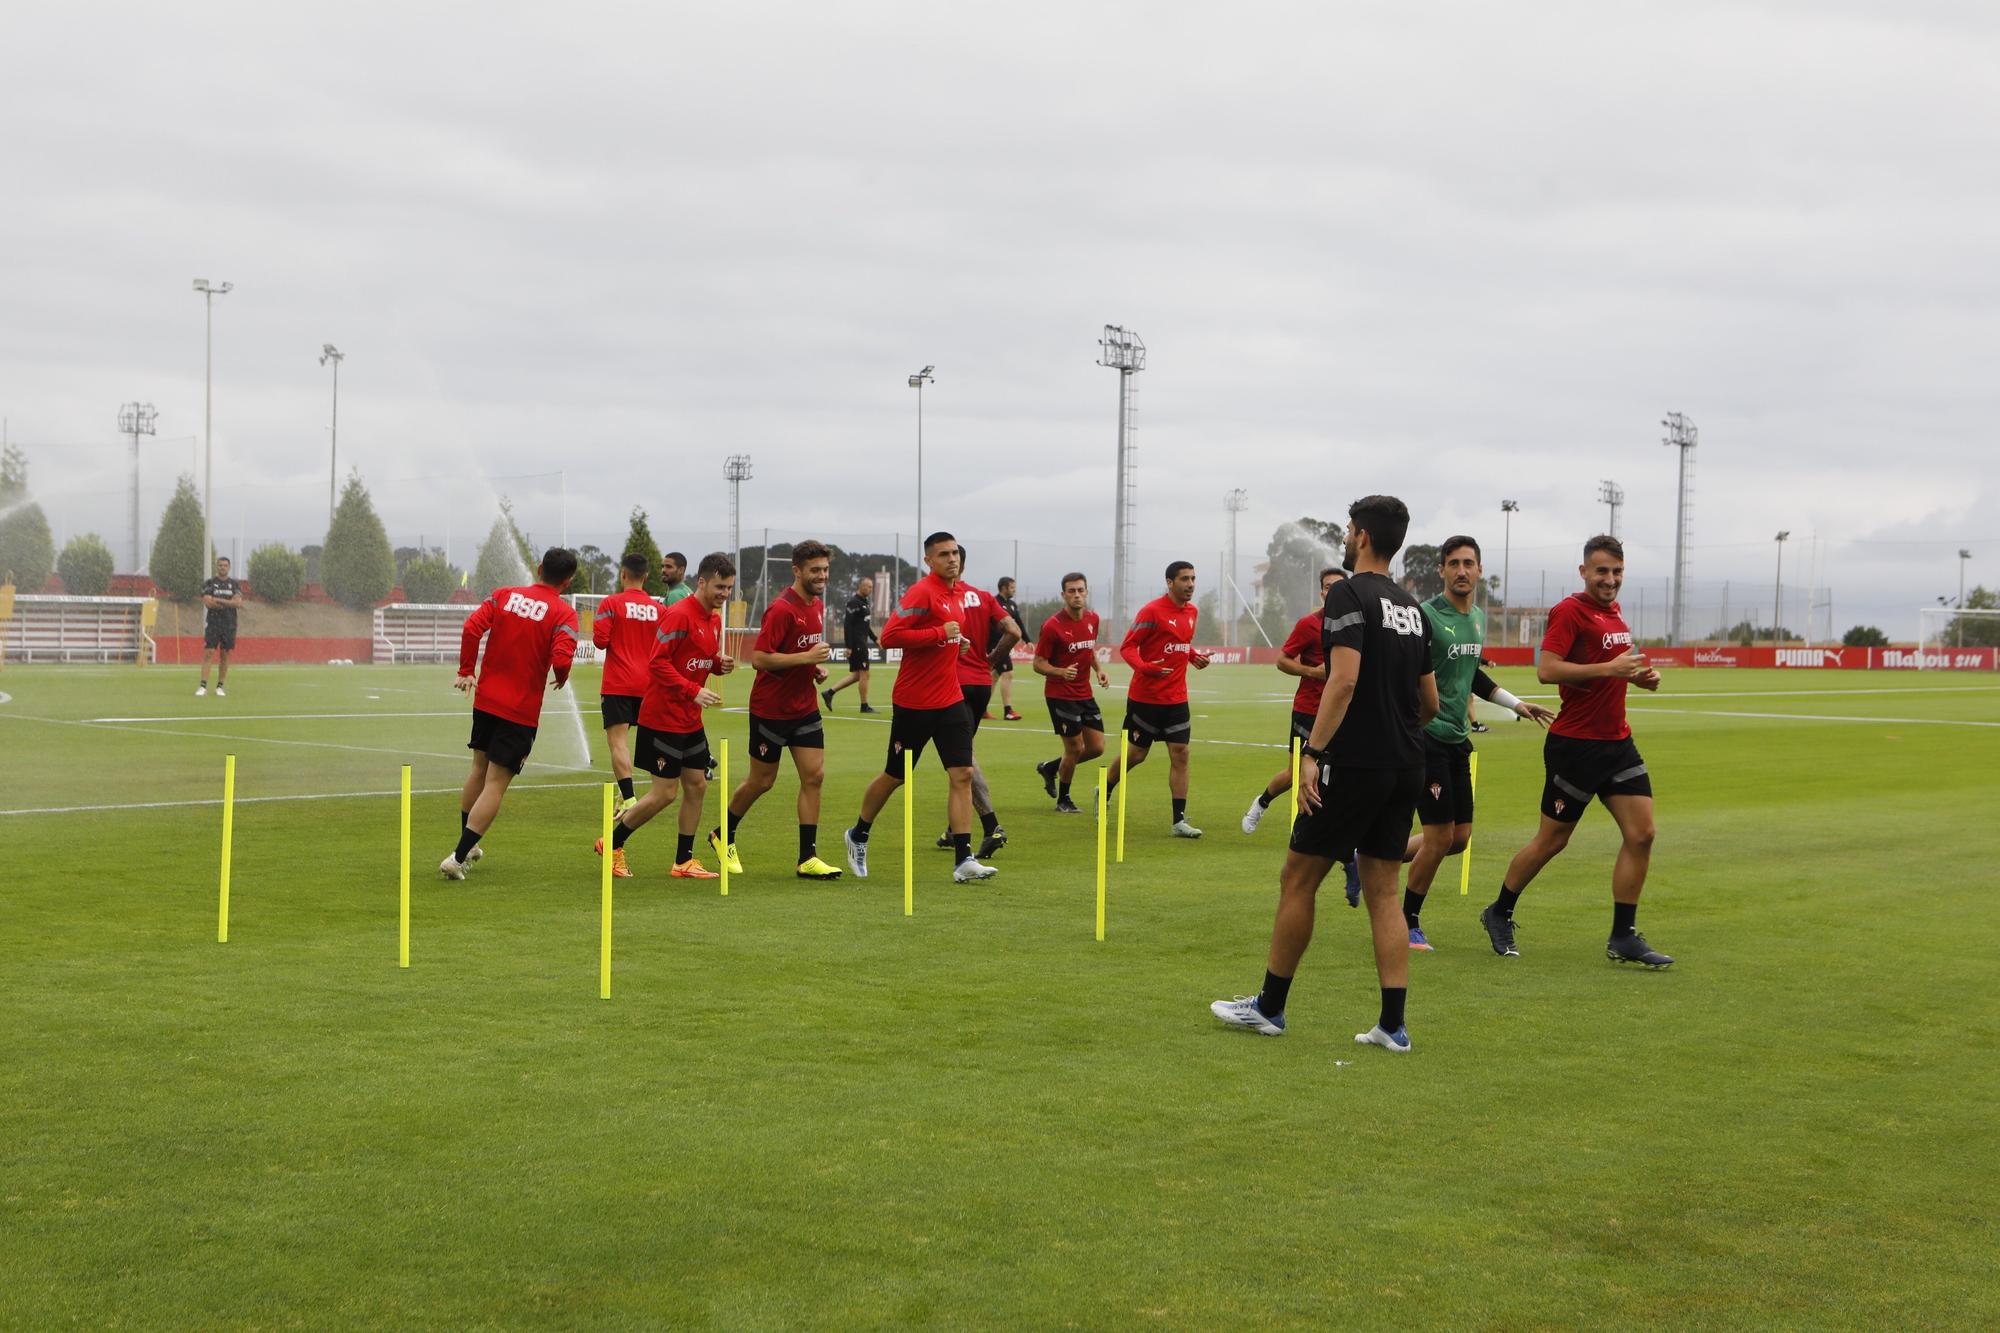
[1915,607,2000,669]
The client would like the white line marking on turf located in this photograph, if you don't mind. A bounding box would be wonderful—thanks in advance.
[1632,707,2000,728]
[90,710,466,723]
[0,779,606,818]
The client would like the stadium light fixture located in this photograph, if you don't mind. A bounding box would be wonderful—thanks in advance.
[1773,531,1791,646]
[192,280,233,569]
[1661,413,1698,646]
[1500,500,1519,644]
[1098,326,1146,623]
[908,366,934,547]
[118,402,158,574]
[320,344,344,531]
[1597,479,1624,539]
[724,454,753,600]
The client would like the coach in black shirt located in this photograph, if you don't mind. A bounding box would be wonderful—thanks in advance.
[196,555,245,697]
[1211,495,1437,1052]
[821,576,880,714]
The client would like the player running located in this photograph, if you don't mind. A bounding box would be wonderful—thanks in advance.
[1104,560,1210,838]
[1484,535,1671,967]
[195,556,244,697]
[710,540,843,880]
[441,548,581,879]
[597,553,737,879]
[1032,572,1110,814]
[591,553,662,864]
[933,545,1021,858]
[993,576,1025,720]
[1241,567,1344,831]
[1211,496,1438,1052]
[842,532,998,883]
[821,577,879,713]
[1397,536,1554,948]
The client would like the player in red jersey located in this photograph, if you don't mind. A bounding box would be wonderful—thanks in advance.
[591,553,662,852]
[932,545,1021,858]
[1484,535,1672,967]
[1104,560,1211,837]
[441,548,581,879]
[1241,567,1346,835]
[709,540,844,880]
[597,553,737,879]
[1032,572,1111,813]
[842,531,998,883]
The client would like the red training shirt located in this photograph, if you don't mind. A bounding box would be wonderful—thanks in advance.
[1121,594,1199,705]
[1036,610,1100,702]
[460,584,581,728]
[591,587,665,699]
[880,572,966,711]
[954,583,1001,688]
[748,586,825,721]
[1542,592,1635,741]
[640,595,723,733]
[1281,610,1327,716]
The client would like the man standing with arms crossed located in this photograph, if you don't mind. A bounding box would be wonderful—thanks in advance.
[1482,535,1671,967]
[992,575,1025,721]
[843,532,998,883]
[821,576,878,713]
[1211,496,1437,1052]
[442,548,581,879]
[592,553,661,858]
[710,540,844,880]
[1032,573,1111,814]
[195,555,244,697]
[1104,561,1209,839]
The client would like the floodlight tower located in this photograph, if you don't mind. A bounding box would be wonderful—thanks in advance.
[320,344,344,529]
[1661,412,1698,646]
[1773,531,1791,644]
[1598,479,1624,539]
[193,278,233,570]
[1098,325,1146,623]
[118,403,157,574]
[908,365,934,544]
[724,454,753,593]
[1223,488,1248,647]
[1500,500,1519,643]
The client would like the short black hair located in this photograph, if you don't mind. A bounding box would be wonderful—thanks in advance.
[1584,534,1624,563]
[1165,560,1194,582]
[696,552,736,582]
[539,547,580,585]
[663,551,687,567]
[1061,571,1088,590]
[790,539,830,567]
[997,576,1015,593]
[1319,567,1344,583]
[216,556,231,566]
[1439,535,1481,563]
[620,551,649,578]
[1347,495,1411,561]
[923,531,955,553]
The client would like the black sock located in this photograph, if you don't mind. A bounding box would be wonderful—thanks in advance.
[1106,773,1119,795]
[676,833,696,863]
[1257,969,1293,1017]
[951,832,972,865]
[612,817,634,851]
[1404,889,1425,928]
[1172,797,1187,823]
[453,827,482,864]
[1493,883,1521,918]
[1379,986,1408,1033]
[799,823,816,861]
[460,809,469,832]
[617,777,634,802]
[979,810,999,837]
[1612,901,1638,939]
[1256,790,1275,809]
[1059,781,1072,800]
[727,809,745,841]
[852,816,872,844]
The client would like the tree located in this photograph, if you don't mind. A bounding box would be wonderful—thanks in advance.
[248,543,306,604]
[148,475,207,601]
[474,515,531,596]
[1722,619,1799,645]
[623,507,666,596]
[0,445,55,593]
[576,544,617,596]
[1400,544,1443,600]
[1945,586,2000,647]
[401,551,456,604]
[1262,518,1345,624]
[1842,624,1889,648]
[57,533,115,596]
[322,472,396,610]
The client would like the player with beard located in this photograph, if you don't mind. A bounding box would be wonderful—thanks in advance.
[931,545,1021,859]
[1032,572,1111,813]
[1104,561,1211,838]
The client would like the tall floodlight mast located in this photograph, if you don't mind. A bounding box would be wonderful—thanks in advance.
[724,454,753,607]
[908,365,934,543]
[320,345,344,529]
[1098,325,1146,624]
[118,402,157,573]
[192,278,233,569]
[1223,488,1248,647]
[1661,412,1698,646]
[1597,479,1625,539]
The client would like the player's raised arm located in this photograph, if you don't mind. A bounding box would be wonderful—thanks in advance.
[880,593,948,649]
[1119,616,1159,675]
[1473,666,1557,725]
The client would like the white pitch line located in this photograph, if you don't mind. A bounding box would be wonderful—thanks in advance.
[0,779,607,818]
[1631,707,2000,729]
[90,710,466,723]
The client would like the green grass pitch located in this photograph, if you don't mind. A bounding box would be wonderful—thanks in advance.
[3,662,1997,1327]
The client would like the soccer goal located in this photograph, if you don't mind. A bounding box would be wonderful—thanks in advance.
[1914,607,2000,670]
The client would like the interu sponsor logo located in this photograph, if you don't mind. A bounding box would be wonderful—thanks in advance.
[1380,600,1424,636]
[1164,641,1193,654]
[503,592,549,622]
[684,656,715,672]
[1068,639,1098,651]
[796,632,825,648]
[625,602,660,623]
[1446,642,1482,659]
[1600,630,1633,649]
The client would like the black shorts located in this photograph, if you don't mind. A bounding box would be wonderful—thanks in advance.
[961,684,993,735]
[1541,734,1652,823]
[600,693,641,729]
[993,655,1014,674]
[1047,696,1105,738]
[847,647,872,673]
[469,708,538,775]
[1290,764,1424,863]
[884,704,975,776]
[1123,700,1192,749]
[203,621,237,651]
[1418,734,1475,827]
[635,725,711,780]
[748,711,825,763]
[1286,710,1316,750]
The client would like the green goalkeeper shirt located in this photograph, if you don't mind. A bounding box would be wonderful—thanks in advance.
[1421,594,1485,746]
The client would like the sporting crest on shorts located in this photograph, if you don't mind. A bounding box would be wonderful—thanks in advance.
[1429,783,1442,800]
[1552,798,1566,815]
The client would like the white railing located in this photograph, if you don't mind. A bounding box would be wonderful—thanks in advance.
[0,594,157,664]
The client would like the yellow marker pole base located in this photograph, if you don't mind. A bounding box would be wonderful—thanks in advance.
[1115,729,1129,863]
[1095,766,1108,941]
[601,782,614,998]
[1459,751,1480,895]
[718,738,730,897]
[217,753,236,943]
[1290,735,1302,826]
[399,764,412,968]
[902,745,914,917]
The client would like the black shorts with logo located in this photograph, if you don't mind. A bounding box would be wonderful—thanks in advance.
[1123,699,1192,749]
[748,711,825,763]
[1286,709,1315,750]
[1290,764,1424,863]
[635,725,711,780]
[1418,734,1476,827]
[993,655,1014,675]
[469,708,538,775]
[1541,734,1651,822]
[1047,696,1105,738]
[884,704,975,776]
[203,619,238,651]
[847,647,872,673]
[961,684,994,736]
[600,693,641,729]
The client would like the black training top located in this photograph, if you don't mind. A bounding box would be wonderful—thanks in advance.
[991,594,1021,648]
[1318,570,1434,769]
[843,593,876,649]
[202,575,243,631]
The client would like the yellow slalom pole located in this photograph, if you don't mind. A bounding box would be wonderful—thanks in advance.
[718,738,730,897]
[601,782,614,998]
[1290,734,1302,825]
[1115,728,1129,863]
[217,753,236,943]
[902,745,914,917]
[1095,765,1107,941]
[399,764,411,968]
[1459,751,1480,895]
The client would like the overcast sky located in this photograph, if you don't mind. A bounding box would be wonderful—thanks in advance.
[3,0,1994,636]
